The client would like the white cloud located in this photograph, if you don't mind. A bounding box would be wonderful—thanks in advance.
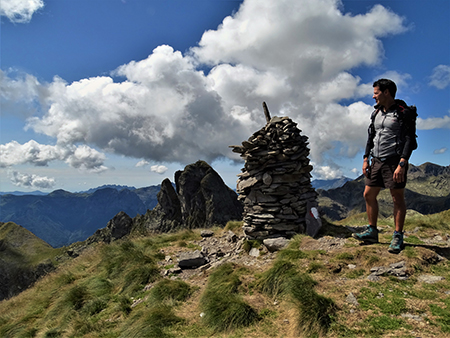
[313,164,344,180]
[0,0,44,23]
[417,114,450,130]
[434,147,448,155]
[0,140,107,172]
[150,165,168,174]
[136,160,149,167]
[8,170,55,189]
[429,65,450,89]
[2,0,411,175]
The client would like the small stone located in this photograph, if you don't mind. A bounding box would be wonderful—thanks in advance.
[418,275,445,284]
[346,292,359,306]
[249,247,260,257]
[263,237,290,252]
[201,230,214,238]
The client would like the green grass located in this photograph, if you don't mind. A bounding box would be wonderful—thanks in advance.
[1,215,450,338]
[257,258,336,336]
[200,263,259,332]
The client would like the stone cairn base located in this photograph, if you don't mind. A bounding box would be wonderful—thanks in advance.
[230,103,320,240]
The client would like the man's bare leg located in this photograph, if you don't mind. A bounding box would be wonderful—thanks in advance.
[364,186,381,226]
[390,188,406,232]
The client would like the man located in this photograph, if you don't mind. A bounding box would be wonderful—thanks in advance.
[353,79,417,254]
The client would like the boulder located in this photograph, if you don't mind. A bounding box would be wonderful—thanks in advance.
[263,237,290,252]
[178,250,207,269]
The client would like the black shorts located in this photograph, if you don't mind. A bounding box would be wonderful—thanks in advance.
[365,156,407,189]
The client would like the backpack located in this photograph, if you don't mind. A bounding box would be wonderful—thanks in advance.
[370,99,418,152]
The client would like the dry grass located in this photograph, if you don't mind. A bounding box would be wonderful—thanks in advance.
[1,213,450,338]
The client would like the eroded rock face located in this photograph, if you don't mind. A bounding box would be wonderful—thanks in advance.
[139,161,243,232]
[141,178,182,233]
[175,161,244,229]
[230,116,320,239]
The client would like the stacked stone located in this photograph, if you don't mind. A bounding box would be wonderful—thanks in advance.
[230,115,317,240]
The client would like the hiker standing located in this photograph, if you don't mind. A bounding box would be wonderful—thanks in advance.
[353,78,418,253]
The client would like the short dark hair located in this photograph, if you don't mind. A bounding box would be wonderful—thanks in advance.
[373,78,397,98]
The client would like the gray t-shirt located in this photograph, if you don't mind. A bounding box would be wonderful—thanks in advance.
[372,109,401,158]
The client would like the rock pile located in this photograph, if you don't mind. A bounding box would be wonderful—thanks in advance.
[230,104,320,239]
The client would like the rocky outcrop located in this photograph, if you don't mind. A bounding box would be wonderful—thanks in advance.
[86,211,134,244]
[137,161,243,233]
[175,161,244,228]
[230,111,320,239]
[140,178,182,232]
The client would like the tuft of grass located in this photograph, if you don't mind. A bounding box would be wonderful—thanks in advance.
[258,259,336,336]
[345,268,365,279]
[120,304,183,338]
[277,249,308,260]
[148,279,194,304]
[224,221,243,232]
[290,273,337,337]
[307,261,326,273]
[200,263,259,332]
[404,235,425,245]
[243,239,262,253]
[257,260,298,298]
[335,252,354,261]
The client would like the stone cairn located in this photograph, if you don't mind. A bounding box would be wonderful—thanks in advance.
[229,102,320,240]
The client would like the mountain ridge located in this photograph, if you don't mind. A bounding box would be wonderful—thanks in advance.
[318,162,450,220]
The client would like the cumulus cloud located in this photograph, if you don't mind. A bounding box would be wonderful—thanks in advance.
[2,0,411,175]
[151,165,168,174]
[312,164,344,180]
[0,140,107,172]
[136,160,150,167]
[429,65,450,89]
[0,0,44,23]
[8,170,55,189]
[417,114,450,130]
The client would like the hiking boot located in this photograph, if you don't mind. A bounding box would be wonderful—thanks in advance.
[388,231,404,254]
[352,225,379,243]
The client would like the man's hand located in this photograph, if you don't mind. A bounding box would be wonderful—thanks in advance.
[363,159,370,178]
[393,159,407,183]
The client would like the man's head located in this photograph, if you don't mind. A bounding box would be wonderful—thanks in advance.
[373,78,397,108]
[373,79,397,98]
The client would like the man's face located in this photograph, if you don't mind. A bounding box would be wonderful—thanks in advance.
[373,86,389,107]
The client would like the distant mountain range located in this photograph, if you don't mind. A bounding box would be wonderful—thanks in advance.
[311,177,353,190]
[1,162,448,248]
[0,184,139,196]
[318,162,450,220]
[0,185,162,247]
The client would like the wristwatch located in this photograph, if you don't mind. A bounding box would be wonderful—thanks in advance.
[399,161,406,168]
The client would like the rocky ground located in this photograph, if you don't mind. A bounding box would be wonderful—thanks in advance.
[139,222,450,337]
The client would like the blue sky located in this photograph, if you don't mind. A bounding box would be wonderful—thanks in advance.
[1,0,449,192]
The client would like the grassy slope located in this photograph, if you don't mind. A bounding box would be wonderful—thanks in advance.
[0,222,62,266]
[0,212,449,338]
